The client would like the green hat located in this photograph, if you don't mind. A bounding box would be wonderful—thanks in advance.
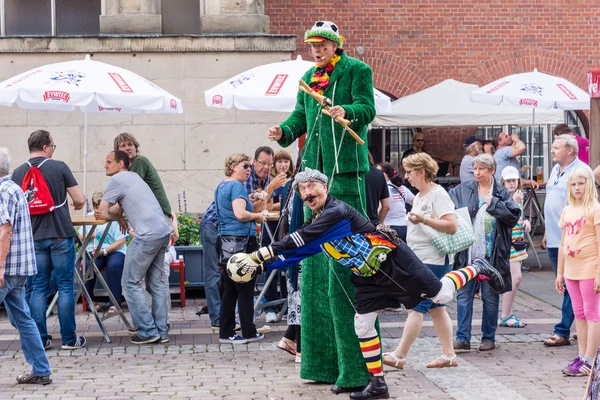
[304,21,343,48]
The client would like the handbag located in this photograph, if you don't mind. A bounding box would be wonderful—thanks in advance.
[422,207,475,256]
[215,182,252,265]
[512,239,527,251]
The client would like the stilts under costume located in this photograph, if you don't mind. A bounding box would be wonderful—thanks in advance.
[230,169,505,399]
[276,21,376,389]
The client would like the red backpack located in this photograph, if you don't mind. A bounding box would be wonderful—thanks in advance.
[21,159,66,215]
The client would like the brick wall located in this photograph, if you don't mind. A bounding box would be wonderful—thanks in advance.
[265,0,600,169]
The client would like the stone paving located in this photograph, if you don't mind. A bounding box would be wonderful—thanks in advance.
[0,250,593,399]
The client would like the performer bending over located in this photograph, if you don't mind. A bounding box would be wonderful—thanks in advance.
[228,169,504,400]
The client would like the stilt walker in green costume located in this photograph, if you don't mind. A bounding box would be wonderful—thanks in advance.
[268,20,376,393]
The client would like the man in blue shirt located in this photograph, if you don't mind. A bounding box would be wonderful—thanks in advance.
[0,147,52,385]
[543,135,594,347]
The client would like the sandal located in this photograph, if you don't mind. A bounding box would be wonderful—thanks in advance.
[499,314,526,328]
[107,306,118,315]
[277,339,297,356]
[426,354,458,368]
[382,352,406,369]
[543,334,570,347]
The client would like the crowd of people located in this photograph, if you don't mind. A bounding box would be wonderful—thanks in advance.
[1,17,599,399]
[0,130,181,385]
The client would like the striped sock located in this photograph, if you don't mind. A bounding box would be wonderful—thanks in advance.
[359,335,383,376]
[444,266,477,291]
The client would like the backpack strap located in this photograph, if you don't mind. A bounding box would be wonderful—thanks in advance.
[26,158,67,210]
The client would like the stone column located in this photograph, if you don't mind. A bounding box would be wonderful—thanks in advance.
[100,0,162,34]
[201,0,269,34]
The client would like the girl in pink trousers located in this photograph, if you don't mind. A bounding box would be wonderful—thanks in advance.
[557,167,600,377]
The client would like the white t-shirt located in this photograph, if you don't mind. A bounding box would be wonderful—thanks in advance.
[383,184,415,226]
[407,185,456,265]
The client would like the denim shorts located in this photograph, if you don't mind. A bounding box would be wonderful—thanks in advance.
[410,259,452,314]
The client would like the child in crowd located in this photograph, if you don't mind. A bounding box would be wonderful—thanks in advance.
[498,166,530,328]
[557,167,600,377]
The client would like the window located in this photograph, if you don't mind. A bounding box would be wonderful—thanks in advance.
[161,0,200,34]
[2,0,100,35]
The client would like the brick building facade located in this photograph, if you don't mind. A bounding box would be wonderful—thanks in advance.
[265,1,598,171]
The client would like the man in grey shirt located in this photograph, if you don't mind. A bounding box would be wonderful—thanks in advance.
[493,132,526,181]
[459,136,482,182]
[99,151,171,345]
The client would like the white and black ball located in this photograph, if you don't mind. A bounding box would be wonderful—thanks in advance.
[226,253,258,283]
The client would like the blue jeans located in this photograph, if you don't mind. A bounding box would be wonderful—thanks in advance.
[1,276,51,376]
[122,235,170,339]
[200,221,221,325]
[548,247,574,339]
[29,238,77,346]
[456,275,500,344]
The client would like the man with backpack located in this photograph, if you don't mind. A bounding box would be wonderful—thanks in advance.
[11,130,87,350]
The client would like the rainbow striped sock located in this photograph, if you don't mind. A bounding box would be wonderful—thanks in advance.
[359,335,383,376]
[444,266,477,291]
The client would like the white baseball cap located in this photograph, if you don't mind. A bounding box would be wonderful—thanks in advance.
[501,166,520,180]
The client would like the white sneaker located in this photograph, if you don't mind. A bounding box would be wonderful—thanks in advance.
[265,312,277,323]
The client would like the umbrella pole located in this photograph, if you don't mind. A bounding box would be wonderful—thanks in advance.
[530,109,536,180]
[83,110,88,215]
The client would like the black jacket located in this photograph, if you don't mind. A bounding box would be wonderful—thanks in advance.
[449,179,520,294]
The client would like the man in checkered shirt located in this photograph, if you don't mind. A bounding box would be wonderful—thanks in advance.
[0,147,52,385]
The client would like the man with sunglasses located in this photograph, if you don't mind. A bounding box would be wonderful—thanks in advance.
[400,132,427,166]
[542,134,594,348]
[11,130,87,351]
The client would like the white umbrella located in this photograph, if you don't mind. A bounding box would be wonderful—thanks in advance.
[205,55,392,114]
[0,55,183,202]
[469,69,589,177]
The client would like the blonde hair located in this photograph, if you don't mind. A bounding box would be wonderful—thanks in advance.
[567,167,598,215]
[113,132,140,153]
[402,153,438,182]
[224,153,250,177]
[91,190,104,208]
[270,149,294,178]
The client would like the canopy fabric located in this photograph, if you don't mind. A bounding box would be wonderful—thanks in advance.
[373,79,564,127]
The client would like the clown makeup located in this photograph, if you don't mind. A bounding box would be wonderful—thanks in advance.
[310,41,337,68]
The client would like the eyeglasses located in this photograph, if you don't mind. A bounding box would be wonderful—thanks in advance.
[241,163,251,170]
[414,139,424,142]
[46,144,57,150]
[255,159,273,168]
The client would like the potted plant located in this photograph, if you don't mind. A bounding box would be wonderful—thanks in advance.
[173,192,204,287]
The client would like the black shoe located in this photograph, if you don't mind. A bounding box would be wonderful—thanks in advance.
[130,334,159,345]
[44,339,51,350]
[472,258,505,293]
[349,374,389,399]
[331,384,365,394]
[16,373,52,385]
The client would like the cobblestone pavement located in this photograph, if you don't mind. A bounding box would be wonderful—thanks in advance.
[0,252,592,399]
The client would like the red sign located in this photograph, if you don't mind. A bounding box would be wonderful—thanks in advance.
[556,84,577,100]
[5,69,43,88]
[486,81,510,94]
[518,98,538,107]
[266,74,288,95]
[108,72,133,93]
[588,69,600,98]
[212,95,223,105]
[43,90,70,102]
[98,106,122,112]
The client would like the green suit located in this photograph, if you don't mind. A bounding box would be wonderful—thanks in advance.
[278,52,376,387]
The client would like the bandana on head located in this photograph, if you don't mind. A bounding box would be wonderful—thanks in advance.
[292,168,328,194]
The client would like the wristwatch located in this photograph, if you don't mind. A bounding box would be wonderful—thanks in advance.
[102,249,108,257]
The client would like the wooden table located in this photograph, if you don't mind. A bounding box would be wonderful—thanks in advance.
[47,215,133,342]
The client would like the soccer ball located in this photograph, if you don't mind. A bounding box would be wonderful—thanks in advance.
[226,253,258,283]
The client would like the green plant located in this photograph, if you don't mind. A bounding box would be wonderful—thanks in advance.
[175,212,201,246]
